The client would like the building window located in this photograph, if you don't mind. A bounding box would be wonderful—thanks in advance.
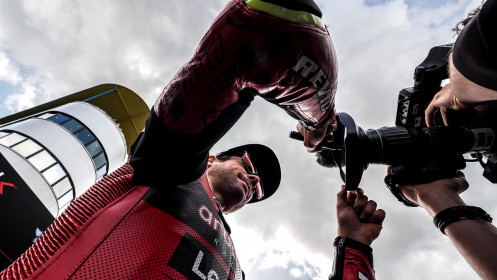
[0,133,26,147]
[10,139,42,158]
[38,112,109,180]
[52,178,72,199]
[0,131,74,212]
[42,164,66,185]
[28,150,56,171]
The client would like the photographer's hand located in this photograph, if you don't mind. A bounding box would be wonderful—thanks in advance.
[336,186,385,246]
[425,84,472,127]
[296,108,337,153]
[398,172,468,217]
[425,55,497,127]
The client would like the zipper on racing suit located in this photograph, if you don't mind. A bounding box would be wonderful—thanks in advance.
[329,236,345,280]
[328,236,375,280]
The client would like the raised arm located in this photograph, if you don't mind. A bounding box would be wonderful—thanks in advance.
[130,0,338,185]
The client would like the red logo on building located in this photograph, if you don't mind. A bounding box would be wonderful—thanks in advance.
[0,181,15,195]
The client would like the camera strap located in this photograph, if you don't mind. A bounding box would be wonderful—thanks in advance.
[384,174,420,207]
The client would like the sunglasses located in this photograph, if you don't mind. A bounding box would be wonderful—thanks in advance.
[217,151,264,200]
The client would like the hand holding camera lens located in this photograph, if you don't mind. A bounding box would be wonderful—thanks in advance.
[336,186,385,246]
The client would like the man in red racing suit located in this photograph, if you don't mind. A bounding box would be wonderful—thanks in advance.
[0,0,377,279]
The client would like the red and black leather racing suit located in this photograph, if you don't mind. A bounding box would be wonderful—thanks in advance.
[0,0,348,279]
[329,237,376,280]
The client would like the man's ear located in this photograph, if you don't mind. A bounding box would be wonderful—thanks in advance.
[207,155,217,168]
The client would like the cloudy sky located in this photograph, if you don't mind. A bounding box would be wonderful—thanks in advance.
[0,0,491,279]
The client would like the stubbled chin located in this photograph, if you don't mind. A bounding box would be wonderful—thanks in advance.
[225,185,245,210]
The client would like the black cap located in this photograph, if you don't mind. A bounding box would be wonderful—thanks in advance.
[216,144,281,203]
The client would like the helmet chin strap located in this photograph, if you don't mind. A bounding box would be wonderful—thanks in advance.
[213,196,232,234]
[206,170,223,209]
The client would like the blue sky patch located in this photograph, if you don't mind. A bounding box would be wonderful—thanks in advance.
[0,81,17,118]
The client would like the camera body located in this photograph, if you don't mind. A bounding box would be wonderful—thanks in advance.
[396,44,452,128]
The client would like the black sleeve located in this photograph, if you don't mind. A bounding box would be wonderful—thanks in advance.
[452,0,497,91]
[129,89,256,187]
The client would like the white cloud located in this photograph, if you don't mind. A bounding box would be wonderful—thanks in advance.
[0,51,22,85]
[5,82,37,112]
[227,223,331,279]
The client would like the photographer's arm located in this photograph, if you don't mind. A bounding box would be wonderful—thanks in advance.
[399,176,497,280]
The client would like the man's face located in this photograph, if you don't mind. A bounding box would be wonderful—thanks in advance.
[206,155,261,213]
